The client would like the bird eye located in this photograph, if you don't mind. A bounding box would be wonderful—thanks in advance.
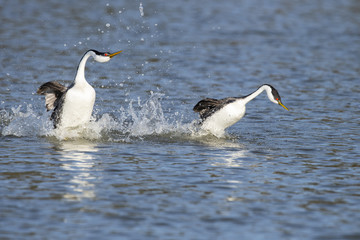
[104,53,108,56]
[276,98,279,101]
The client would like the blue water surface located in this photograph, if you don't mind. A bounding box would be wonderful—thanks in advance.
[1,0,360,239]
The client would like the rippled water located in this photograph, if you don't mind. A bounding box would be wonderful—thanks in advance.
[1,0,360,239]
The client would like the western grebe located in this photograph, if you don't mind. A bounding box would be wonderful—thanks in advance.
[37,49,122,128]
[193,84,289,137]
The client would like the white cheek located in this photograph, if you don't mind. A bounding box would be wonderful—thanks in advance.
[268,94,279,104]
[95,56,110,63]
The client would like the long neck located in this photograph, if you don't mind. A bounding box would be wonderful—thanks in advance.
[74,51,94,86]
[243,85,272,104]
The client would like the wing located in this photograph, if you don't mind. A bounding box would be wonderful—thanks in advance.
[37,81,67,111]
[193,97,237,120]
[50,95,65,128]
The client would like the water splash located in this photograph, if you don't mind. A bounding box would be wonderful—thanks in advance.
[1,104,53,137]
[1,92,198,141]
[125,92,173,136]
[115,92,198,141]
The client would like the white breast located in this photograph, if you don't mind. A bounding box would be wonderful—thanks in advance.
[59,84,96,128]
[200,99,246,137]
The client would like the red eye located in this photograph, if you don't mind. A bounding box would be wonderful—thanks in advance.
[104,53,108,56]
[276,98,279,101]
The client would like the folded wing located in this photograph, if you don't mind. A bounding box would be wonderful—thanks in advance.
[193,97,237,120]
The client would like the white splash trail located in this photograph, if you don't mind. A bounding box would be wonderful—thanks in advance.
[0,93,198,141]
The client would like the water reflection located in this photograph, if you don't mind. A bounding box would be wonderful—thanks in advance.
[53,140,98,201]
[211,149,247,168]
[198,137,249,168]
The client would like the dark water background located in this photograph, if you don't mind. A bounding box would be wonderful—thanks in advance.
[1,0,360,239]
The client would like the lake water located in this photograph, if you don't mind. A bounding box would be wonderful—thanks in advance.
[1,0,360,239]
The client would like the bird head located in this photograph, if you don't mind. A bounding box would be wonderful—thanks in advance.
[266,84,289,111]
[91,50,122,63]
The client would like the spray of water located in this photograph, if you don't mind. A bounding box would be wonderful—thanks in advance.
[1,104,53,137]
[0,92,199,141]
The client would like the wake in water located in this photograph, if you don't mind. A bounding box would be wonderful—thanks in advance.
[0,92,201,142]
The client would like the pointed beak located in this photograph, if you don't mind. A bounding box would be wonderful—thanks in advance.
[109,50,122,58]
[278,100,289,111]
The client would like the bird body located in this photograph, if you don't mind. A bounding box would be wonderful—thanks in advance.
[193,84,288,137]
[58,82,96,128]
[199,98,247,137]
[37,49,121,129]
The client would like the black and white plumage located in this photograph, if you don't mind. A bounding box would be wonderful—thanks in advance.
[37,49,122,128]
[193,84,289,137]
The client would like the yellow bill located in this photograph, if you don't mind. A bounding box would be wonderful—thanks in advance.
[109,51,122,58]
[278,100,289,111]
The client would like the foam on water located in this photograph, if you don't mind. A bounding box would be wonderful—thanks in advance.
[1,92,199,142]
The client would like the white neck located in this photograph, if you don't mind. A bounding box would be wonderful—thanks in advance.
[74,51,95,86]
[243,85,274,104]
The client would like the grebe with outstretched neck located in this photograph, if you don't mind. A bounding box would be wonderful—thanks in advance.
[37,49,122,129]
[193,84,289,137]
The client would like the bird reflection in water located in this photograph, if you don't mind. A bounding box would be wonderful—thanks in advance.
[54,141,98,201]
[197,136,248,168]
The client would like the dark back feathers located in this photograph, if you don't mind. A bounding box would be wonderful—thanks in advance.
[193,97,237,120]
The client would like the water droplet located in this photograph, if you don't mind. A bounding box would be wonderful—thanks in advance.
[139,3,144,17]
